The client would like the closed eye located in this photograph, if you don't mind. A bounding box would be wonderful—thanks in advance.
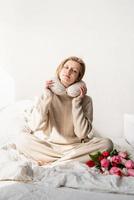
[64,65,69,69]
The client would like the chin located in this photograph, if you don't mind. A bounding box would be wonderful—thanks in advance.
[60,80,70,87]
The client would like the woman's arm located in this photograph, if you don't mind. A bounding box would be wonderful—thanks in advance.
[27,89,53,132]
[72,96,93,139]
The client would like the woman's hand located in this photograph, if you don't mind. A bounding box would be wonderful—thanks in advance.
[44,80,54,98]
[73,85,87,101]
[79,85,87,98]
[45,80,54,89]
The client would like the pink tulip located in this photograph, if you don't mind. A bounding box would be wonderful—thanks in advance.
[102,151,110,157]
[125,160,134,169]
[109,167,122,176]
[128,169,134,176]
[86,160,95,167]
[111,162,117,167]
[98,155,104,161]
[100,158,110,168]
[118,151,128,159]
[111,155,121,164]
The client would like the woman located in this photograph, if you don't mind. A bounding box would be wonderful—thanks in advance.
[15,56,113,165]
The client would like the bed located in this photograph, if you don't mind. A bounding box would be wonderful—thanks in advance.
[0,100,134,200]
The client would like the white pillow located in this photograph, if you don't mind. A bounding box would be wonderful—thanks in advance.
[66,81,86,97]
[0,100,33,147]
[50,77,66,95]
[124,114,134,147]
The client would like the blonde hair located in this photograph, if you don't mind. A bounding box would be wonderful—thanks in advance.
[56,56,86,82]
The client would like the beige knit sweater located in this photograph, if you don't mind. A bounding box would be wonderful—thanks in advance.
[28,89,93,145]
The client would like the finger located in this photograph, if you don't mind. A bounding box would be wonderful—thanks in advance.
[47,80,54,84]
[80,86,86,97]
[81,86,87,94]
[79,87,84,97]
[46,80,54,84]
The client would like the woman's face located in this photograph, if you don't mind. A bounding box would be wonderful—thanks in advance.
[59,60,81,87]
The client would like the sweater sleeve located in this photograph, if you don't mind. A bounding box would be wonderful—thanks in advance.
[72,96,93,139]
[27,89,53,132]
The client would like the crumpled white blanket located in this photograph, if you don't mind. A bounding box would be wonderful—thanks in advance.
[0,146,34,181]
[0,146,134,195]
[34,161,134,195]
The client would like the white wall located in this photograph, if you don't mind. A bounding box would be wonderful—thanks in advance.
[0,0,134,138]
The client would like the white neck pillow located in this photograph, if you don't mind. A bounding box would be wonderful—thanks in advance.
[50,77,86,97]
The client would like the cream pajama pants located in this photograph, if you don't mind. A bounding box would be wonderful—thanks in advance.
[15,132,113,165]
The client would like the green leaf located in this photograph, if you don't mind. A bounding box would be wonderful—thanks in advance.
[89,151,101,162]
[95,164,101,169]
[117,163,125,169]
[110,149,118,156]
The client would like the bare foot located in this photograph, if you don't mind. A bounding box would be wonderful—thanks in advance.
[37,160,50,166]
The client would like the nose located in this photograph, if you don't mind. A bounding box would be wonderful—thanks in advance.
[66,68,72,75]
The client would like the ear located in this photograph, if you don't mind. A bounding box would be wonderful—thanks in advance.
[50,77,66,95]
[67,80,86,97]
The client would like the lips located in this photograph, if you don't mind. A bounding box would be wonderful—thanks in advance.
[63,74,70,79]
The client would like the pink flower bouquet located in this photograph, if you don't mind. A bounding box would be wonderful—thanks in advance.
[86,149,134,176]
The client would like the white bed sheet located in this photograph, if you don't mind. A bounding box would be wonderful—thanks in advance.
[0,181,134,200]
